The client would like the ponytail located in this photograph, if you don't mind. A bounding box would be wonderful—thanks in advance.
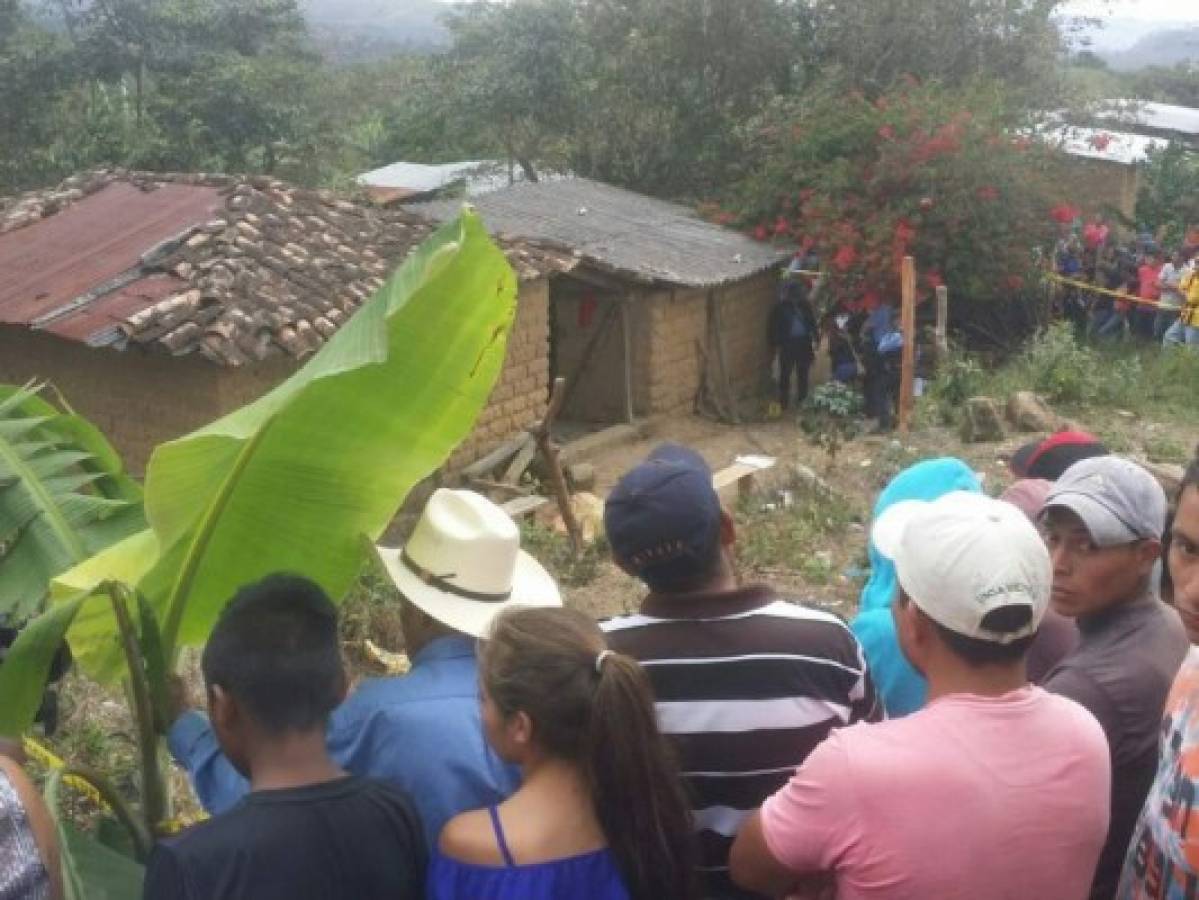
[588,651,698,900]
[482,608,697,900]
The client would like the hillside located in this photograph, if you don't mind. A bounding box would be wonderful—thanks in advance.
[1105,26,1199,72]
[303,0,452,62]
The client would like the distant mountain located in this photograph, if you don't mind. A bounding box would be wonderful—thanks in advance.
[303,0,453,63]
[1059,15,1184,56]
[1103,26,1199,72]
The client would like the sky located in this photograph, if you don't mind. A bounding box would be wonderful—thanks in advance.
[1060,0,1198,22]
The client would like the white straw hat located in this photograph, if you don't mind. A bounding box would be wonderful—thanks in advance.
[374,489,561,637]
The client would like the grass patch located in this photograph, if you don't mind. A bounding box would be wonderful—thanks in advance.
[735,482,860,574]
[519,521,609,587]
[929,323,1199,425]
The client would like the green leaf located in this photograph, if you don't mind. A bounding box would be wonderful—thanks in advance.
[60,823,145,900]
[0,383,145,622]
[54,210,517,677]
[136,591,171,734]
[0,591,88,736]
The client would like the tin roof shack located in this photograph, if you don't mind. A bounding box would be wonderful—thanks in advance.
[420,178,788,430]
[0,170,572,473]
[1043,125,1170,221]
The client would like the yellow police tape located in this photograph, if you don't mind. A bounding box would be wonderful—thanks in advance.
[22,736,108,808]
[1045,273,1165,310]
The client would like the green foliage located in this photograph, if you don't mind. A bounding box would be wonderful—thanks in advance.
[926,351,986,425]
[1136,142,1199,248]
[0,384,144,622]
[800,381,864,468]
[1009,322,1104,406]
[519,521,608,588]
[730,78,1067,341]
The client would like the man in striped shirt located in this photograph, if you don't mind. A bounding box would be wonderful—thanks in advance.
[601,444,880,899]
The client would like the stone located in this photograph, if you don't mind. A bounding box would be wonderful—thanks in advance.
[565,462,597,492]
[1006,391,1059,433]
[959,397,1006,443]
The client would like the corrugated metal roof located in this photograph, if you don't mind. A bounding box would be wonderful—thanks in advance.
[0,181,222,340]
[1095,100,1199,137]
[418,178,787,288]
[40,274,184,345]
[357,160,497,195]
[1044,125,1168,166]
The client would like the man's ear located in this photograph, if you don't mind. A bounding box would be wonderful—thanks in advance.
[720,509,736,549]
[1135,539,1163,575]
[208,684,238,732]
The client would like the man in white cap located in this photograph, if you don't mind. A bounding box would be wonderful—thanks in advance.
[730,491,1111,900]
[167,489,561,846]
[1041,456,1189,899]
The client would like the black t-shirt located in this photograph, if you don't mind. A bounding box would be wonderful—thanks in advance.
[143,776,427,900]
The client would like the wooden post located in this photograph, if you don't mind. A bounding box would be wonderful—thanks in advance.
[898,256,917,435]
[621,299,634,423]
[530,377,583,555]
[934,284,948,363]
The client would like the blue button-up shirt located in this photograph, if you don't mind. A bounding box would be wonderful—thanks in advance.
[167,635,519,847]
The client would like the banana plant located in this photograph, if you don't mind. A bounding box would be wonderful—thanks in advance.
[0,382,144,622]
[0,210,519,894]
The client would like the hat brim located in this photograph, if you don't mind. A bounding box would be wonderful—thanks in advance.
[870,500,927,562]
[1044,493,1140,547]
[373,544,562,639]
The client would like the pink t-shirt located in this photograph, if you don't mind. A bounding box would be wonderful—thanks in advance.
[760,687,1110,900]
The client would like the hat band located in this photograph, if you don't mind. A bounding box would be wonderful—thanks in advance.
[400,549,513,603]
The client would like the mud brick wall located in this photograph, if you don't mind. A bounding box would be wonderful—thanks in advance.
[0,329,227,475]
[450,278,551,468]
[639,270,778,415]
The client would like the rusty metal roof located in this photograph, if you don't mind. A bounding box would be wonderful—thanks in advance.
[39,274,185,345]
[0,181,222,343]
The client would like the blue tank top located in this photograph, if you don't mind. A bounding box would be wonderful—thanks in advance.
[427,806,630,900]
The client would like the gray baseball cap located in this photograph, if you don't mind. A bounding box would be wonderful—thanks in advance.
[1044,456,1167,547]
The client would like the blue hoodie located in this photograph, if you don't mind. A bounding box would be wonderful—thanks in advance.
[850,457,983,717]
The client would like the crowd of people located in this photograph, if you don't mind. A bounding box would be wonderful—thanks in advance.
[1,435,1198,900]
[1054,215,1199,348]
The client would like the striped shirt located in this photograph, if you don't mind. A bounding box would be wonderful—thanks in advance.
[602,585,880,899]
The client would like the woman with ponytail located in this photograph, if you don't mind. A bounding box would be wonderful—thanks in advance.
[429,606,696,900]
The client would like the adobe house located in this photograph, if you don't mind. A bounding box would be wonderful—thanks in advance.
[0,170,573,474]
[1045,125,1169,222]
[419,178,788,431]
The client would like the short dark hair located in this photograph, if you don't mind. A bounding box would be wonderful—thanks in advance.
[201,574,343,734]
[928,604,1035,666]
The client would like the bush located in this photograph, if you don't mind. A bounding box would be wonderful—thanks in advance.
[1016,322,1101,406]
[800,381,864,468]
[926,351,986,425]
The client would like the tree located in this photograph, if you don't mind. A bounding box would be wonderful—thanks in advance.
[727,78,1069,344]
[1131,64,1199,109]
[0,1,73,191]
[1136,143,1199,248]
[803,0,1071,101]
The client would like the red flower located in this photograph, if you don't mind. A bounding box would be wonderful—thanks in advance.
[878,124,896,141]
[752,225,769,241]
[1050,203,1079,224]
[1005,275,1025,291]
[976,185,1000,202]
[1090,132,1112,151]
[774,216,790,235]
[833,245,858,271]
[925,270,944,289]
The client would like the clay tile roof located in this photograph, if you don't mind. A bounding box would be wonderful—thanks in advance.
[0,169,576,366]
[417,177,788,288]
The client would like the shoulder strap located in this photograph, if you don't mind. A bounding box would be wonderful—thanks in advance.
[487,805,517,868]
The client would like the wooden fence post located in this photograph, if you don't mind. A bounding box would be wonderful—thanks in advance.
[935,284,949,364]
[898,256,917,434]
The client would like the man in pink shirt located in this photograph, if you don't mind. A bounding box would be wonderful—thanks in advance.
[730,492,1111,900]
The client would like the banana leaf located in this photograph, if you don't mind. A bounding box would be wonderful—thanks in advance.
[52,209,517,682]
[0,383,144,622]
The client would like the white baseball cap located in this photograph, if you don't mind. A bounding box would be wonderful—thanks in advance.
[872,491,1051,644]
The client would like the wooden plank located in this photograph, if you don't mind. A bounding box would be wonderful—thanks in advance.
[461,433,528,479]
[898,256,917,434]
[621,298,634,424]
[935,284,949,363]
[502,437,537,485]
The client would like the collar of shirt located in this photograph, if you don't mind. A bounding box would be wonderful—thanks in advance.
[640,583,777,619]
[412,634,477,665]
[1077,591,1157,636]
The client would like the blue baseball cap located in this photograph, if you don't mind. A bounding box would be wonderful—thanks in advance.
[604,443,722,584]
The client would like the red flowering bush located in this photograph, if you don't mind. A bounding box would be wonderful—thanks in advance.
[724,79,1071,341]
